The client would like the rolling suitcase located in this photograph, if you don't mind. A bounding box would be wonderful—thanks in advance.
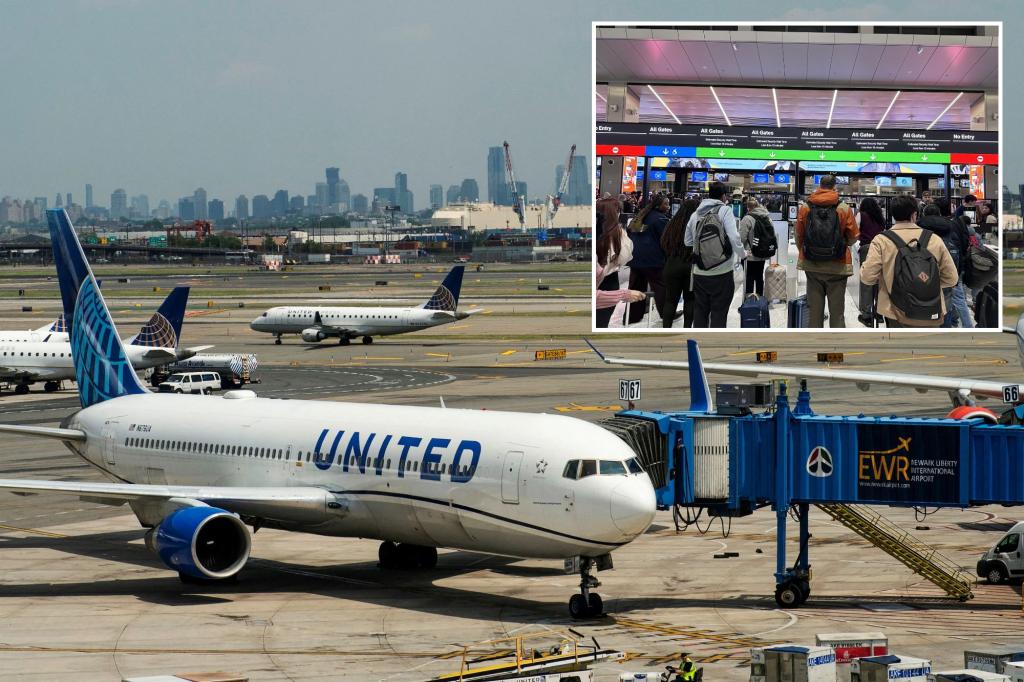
[763,263,787,302]
[738,294,770,328]
[787,295,809,328]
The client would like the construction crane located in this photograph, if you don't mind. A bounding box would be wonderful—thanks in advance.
[545,144,576,229]
[502,141,525,230]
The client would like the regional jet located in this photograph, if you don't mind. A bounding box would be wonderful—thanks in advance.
[249,265,473,345]
[0,210,655,620]
[0,315,69,343]
[0,286,204,394]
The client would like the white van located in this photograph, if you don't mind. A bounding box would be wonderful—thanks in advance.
[158,372,221,395]
[977,522,1024,585]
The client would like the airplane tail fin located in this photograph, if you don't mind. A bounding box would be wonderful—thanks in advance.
[47,209,147,408]
[686,339,713,413]
[35,314,68,334]
[422,265,465,312]
[128,286,190,349]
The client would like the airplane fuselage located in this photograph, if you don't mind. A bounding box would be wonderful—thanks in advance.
[0,339,174,382]
[63,393,656,559]
[251,306,465,340]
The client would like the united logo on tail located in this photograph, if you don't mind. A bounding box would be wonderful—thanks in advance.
[422,265,465,312]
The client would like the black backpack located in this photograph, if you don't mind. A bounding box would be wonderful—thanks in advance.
[963,241,998,289]
[750,213,778,259]
[693,206,732,270]
[803,201,846,261]
[882,230,943,321]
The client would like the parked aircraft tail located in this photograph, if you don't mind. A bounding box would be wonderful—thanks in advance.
[127,286,190,349]
[47,209,147,408]
[422,265,465,312]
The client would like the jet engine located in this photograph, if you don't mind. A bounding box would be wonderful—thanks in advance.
[301,328,326,343]
[149,506,251,580]
[946,406,998,424]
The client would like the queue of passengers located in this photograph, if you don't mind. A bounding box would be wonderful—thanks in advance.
[595,179,998,329]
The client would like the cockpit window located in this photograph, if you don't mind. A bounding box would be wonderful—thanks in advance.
[579,460,597,478]
[626,458,644,474]
[562,460,579,479]
[600,460,627,476]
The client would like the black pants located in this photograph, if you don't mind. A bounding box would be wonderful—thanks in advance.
[595,272,620,328]
[627,266,667,325]
[662,256,694,328]
[693,271,735,328]
[744,259,765,296]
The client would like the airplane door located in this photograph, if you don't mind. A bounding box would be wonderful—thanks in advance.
[102,423,117,466]
[501,451,523,504]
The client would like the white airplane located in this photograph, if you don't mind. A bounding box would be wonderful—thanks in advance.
[0,209,656,620]
[249,264,474,345]
[0,286,204,395]
[0,315,69,343]
[587,324,1024,420]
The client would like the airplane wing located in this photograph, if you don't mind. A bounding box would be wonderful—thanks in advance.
[0,424,86,441]
[175,345,214,361]
[586,341,1020,403]
[0,479,336,524]
[142,348,177,361]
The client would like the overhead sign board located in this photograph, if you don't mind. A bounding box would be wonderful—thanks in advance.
[596,122,997,162]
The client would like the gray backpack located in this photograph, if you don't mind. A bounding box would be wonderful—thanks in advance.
[693,206,732,270]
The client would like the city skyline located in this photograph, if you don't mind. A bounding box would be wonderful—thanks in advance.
[0,2,1019,205]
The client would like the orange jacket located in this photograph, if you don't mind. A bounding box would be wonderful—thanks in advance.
[795,189,859,275]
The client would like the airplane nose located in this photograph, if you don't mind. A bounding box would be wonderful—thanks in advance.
[609,477,657,537]
[249,318,262,330]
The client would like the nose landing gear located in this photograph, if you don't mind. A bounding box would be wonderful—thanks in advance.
[274,335,282,345]
[568,557,605,619]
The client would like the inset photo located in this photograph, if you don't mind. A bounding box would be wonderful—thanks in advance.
[593,22,1000,331]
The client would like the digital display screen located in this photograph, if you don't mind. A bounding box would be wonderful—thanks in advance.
[621,157,637,194]
[875,176,893,186]
[714,173,730,182]
[773,173,791,184]
[690,171,709,182]
[895,176,913,187]
[788,205,798,220]
[648,170,667,181]
[753,173,770,184]
[835,175,850,185]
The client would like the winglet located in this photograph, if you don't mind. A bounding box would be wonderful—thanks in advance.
[584,338,607,362]
[687,339,713,413]
[129,286,190,348]
[423,265,465,311]
[47,209,147,408]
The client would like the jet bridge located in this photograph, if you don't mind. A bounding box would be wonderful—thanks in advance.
[599,341,1024,607]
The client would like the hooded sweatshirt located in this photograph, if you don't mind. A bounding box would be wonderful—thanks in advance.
[684,198,743,277]
[795,189,859,275]
[918,214,966,274]
[739,205,773,262]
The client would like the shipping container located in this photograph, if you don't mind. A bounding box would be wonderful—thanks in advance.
[816,632,888,664]
[750,645,837,682]
[929,671,1010,682]
[852,656,930,682]
[964,648,1024,674]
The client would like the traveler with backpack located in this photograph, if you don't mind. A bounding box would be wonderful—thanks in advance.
[739,197,777,296]
[661,198,699,328]
[626,193,671,325]
[860,195,958,328]
[684,182,744,328]
[795,175,859,328]
[925,198,973,328]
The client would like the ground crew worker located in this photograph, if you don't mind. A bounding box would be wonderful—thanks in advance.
[668,653,699,681]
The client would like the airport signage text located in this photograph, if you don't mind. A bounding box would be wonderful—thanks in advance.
[619,379,642,401]
[596,122,997,160]
[855,423,961,504]
[535,348,567,361]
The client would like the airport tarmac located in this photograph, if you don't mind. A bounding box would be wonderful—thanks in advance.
[0,263,1021,681]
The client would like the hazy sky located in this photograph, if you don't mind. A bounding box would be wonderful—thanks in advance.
[0,0,1017,209]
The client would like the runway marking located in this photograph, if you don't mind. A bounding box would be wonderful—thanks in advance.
[565,349,593,356]
[554,403,620,412]
[879,355,945,363]
[184,309,228,317]
[0,643,444,657]
[605,616,781,664]
[500,350,518,356]
[0,523,67,538]
[425,352,451,358]
[449,324,470,330]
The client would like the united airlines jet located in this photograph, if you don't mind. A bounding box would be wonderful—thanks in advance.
[0,314,69,343]
[0,210,655,619]
[249,265,472,345]
[0,286,202,395]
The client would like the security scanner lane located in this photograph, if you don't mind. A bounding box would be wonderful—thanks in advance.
[600,341,1024,607]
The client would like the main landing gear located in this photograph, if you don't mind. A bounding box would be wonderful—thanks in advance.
[43,381,60,393]
[378,541,438,570]
[569,557,605,619]
[339,336,350,346]
[14,382,30,395]
[274,334,282,345]
[362,336,373,345]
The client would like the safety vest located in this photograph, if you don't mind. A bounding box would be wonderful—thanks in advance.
[680,661,696,681]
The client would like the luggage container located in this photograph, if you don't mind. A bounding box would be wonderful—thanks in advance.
[750,645,836,682]
[816,632,888,664]
[928,671,1010,682]
[1004,662,1024,682]
[964,647,1024,674]
[851,655,930,682]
